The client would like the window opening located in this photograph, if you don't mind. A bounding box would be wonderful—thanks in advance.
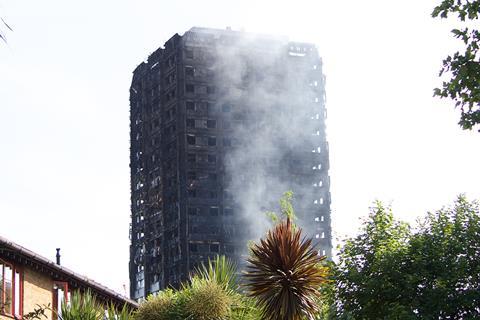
[0,260,23,317]
[185,66,195,77]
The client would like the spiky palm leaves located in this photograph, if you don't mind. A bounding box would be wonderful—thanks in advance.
[245,219,328,320]
[59,289,134,320]
[195,255,239,292]
[59,289,103,320]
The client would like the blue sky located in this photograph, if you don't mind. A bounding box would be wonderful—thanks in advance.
[1,0,478,295]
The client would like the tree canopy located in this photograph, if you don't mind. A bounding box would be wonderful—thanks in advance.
[330,196,480,319]
[432,0,480,131]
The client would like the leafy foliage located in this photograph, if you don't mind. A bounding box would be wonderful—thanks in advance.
[20,304,50,320]
[432,0,480,131]
[245,218,328,320]
[332,197,480,319]
[265,191,297,224]
[333,201,413,319]
[408,196,480,318]
[229,295,262,320]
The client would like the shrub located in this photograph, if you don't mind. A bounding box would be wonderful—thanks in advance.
[133,289,178,320]
[183,277,231,320]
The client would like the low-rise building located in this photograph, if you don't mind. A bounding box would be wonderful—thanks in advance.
[0,236,137,319]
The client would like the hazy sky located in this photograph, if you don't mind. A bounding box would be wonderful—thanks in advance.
[1,0,478,295]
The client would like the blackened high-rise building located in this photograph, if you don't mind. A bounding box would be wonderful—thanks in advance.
[129,27,331,300]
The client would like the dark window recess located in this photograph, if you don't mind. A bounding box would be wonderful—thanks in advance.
[186,84,195,93]
[210,244,219,253]
[207,120,216,128]
[187,135,195,145]
[209,226,219,235]
[222,104,231,112]
[166,89,176,102]
[194,119,206,128]
[152,119,160,129]
[188,189,197,198]
[166,56,175,67]
[209,207,219,216]
[185,49,194,59]
[189,243,198,252]
[233,113,244,120]
[188,207,198,215]
[186,119,195,128]
[207,86,215,94]
[165,108,176,120]
[208,154,216,163]
[195,101,209,113]
[206,102,214,114]
[165,73,176,85]
[209,191,217,199]
[190,225,200,233]
[224,208,233,215]
[185,66,195,77]
[186,101,195,111]
[187,153,196,163]
[208,137,216,146]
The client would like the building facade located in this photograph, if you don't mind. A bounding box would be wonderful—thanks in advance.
[129,27,331,299]
[0,236,137,320]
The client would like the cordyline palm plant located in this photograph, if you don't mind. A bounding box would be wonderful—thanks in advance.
[59,289,103,320]
[245,218,328,320]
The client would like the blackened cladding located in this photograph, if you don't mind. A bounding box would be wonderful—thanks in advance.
[129,27,332,300]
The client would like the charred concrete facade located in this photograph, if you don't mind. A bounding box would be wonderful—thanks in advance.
[129,27,332,300]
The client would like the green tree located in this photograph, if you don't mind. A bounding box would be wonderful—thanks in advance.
[333,201,414,319]
[432,0,480,131]
[332,197,480,319]
[409,196,480,319]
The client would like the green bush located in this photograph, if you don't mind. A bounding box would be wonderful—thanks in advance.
[134,255,262,320]
[133,289,178,320]
[183,277,231,320]
[229,294,262,320]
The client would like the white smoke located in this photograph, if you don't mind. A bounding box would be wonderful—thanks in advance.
[205,29,329,253]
